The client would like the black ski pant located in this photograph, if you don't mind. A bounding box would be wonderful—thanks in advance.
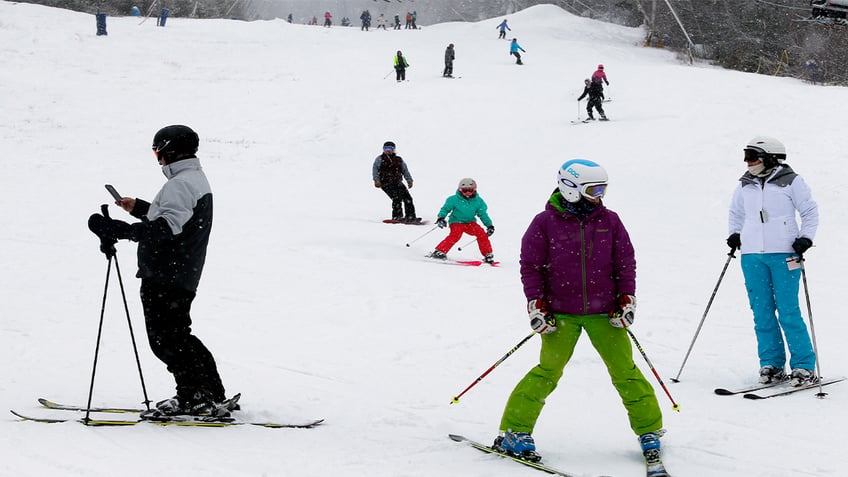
[140,280,226,402]
[381,183,416,219]
[587,96,605,117]
[395,67,406,81]
[444,61,453,76]
[510,51,523,64]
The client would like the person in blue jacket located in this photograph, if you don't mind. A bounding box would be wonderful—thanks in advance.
[510,38,525,65]
[497,19,510,39]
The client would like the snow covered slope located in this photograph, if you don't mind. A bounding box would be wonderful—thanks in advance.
[2,2,847,476]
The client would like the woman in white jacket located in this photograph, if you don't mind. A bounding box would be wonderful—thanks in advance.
[727,136,819,387]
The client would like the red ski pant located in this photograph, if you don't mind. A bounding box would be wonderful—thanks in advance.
[435,222,492,255]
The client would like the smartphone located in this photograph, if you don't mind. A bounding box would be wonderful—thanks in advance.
[105,184,122,202]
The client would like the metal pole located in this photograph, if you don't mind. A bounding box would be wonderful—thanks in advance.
[450,333,536,404]
[671,249,736,382]
[622,322,680,412]
[799,259,827,398]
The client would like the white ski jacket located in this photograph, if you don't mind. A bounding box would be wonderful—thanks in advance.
[728,165,818,255]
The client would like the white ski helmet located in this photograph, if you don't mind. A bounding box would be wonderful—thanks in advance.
[458,178,477,191]
[744,136,786,168]
[557,159,608,203]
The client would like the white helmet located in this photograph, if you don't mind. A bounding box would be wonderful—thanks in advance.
[745,136,786,167]
[557,159,608,203]
[458,178,477,191]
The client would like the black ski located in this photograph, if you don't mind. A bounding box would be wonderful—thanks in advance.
[714,379,789,396]
[743,376,845,400]
[38,397,144,413]
[11,410,324,428]
[448,434,609,477]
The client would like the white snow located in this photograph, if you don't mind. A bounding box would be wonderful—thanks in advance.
[2,2,847,476]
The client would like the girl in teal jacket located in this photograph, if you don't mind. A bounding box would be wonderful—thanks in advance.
[429,178,495,263]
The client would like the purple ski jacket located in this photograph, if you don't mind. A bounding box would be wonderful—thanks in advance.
[520,191,636,315]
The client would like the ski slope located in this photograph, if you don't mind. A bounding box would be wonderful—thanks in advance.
[2,2,847,476]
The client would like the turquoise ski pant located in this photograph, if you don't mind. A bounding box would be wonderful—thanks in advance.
[499,314,663,436]
[741,253,815,370]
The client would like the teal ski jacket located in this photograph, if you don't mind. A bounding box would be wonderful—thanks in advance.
[437,191,493,227]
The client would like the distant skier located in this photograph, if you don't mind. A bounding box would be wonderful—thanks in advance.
[405,12,413,29]
[443,43,455,78]
[509,38,525,65]
[429,178,495,264]
[394,14,401,30]
[577,77,607,120]
[496,19,510,39]
[394,50,409,82]
[376,14,387,30]
[286,13,292,23]
[323,11,332,27]
[360,10,371,31]
[372,140,418,222]
[592,63,609,86]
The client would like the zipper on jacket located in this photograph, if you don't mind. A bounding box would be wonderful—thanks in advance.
[580,221,588,314]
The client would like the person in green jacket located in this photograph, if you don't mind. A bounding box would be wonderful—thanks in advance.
[394,50,409,82]
[429,178,495,263]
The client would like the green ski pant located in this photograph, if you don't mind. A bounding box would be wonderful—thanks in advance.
[499,314,663,436]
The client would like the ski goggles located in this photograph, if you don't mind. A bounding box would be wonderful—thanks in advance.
[459,187,475,194]
[582,183,607,198]
[743,147,766,162]
[383,146,395,152]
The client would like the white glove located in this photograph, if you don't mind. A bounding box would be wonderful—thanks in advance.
[608,294,636,328]
[528,299,557,334]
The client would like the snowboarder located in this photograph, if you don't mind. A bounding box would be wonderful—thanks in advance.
[443,43,455,77]
[87,125,229,417]
[509,38,525,65]
[577,77,607,120]
[493,160,664,473]
[429,178,495,264]
[496,19,510,39]
[727,136,819,387]
[393,50,409,82]
[372,140,418,222]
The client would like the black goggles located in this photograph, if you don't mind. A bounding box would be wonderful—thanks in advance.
[744,147,765,163]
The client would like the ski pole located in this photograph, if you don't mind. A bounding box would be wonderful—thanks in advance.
[450,332,536,404]
[799,258,827,398]
[620,320,680,412]
[576,98,581,121]
[671,248,736,382]
[383,69,395,79]
[457,237,478,251]
[405,225,438,247]
[84,206,150,424]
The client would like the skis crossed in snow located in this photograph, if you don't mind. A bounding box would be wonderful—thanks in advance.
[714,376,845,399]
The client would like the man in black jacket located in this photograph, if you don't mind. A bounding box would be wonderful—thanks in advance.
[88,125,228,417]
[372,140,419,222]
[577,78,608,120]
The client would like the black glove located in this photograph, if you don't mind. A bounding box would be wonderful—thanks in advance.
[792,237,813,256]
[436,217,447,229]
[88,214,132,242]
[486,225,495,236]
[726,233,741,250]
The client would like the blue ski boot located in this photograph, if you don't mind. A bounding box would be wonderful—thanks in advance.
[493,431,541,462]
[640,432,669,477]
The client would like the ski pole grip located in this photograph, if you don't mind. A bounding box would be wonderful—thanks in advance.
[100,204,110,219]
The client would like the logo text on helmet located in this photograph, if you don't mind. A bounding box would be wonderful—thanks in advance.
[565,167,580,178]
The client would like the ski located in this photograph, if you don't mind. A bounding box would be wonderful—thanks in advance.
[38,397,144,413]
[714,379,789,396]
[743,376,845,400]
[11,410,324,428]
[448,434,607,477]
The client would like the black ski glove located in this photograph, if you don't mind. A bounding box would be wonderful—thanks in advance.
[486,225,495,236]
[436,217,447,229]
[726,233,741,251]
[792,237,813,256]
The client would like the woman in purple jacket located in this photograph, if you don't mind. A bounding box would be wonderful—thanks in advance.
[493,160,665,473]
